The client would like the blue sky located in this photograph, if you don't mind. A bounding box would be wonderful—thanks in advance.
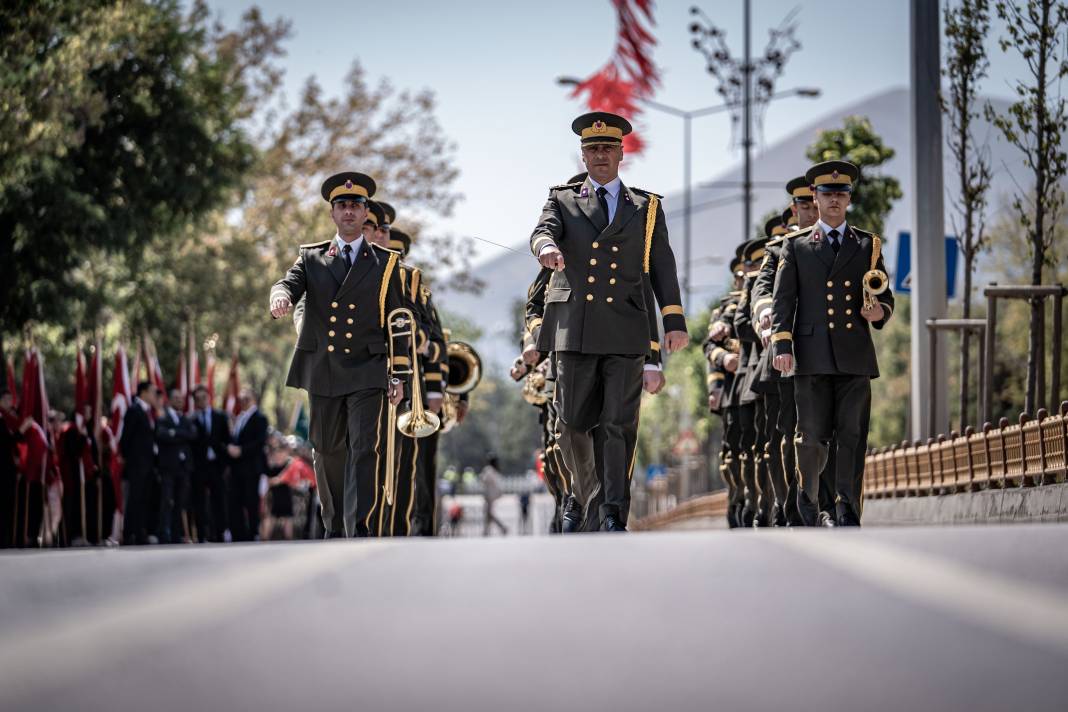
[207,0,1027,263]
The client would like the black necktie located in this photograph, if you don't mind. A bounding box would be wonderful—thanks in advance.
[596,186,610,226]
[343,244,353,270]
[828,228,841,254]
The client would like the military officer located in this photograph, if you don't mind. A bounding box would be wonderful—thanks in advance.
[530,112,686,531]
[770,161,894,527]
[269,172,410,538]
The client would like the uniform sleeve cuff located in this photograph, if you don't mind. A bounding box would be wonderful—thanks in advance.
[662,314,688,333]
[643,363,662,372]
[534,238,557,256]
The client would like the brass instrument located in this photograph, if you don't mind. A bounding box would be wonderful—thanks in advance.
[384,308,440,506]
[522,359,551,405]
[862,234,889,312]
[440,340,482,433]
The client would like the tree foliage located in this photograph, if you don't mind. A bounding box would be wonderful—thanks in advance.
[0,0,289,330]
[804,116,903,236]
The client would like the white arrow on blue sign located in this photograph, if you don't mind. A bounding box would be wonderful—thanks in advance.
[893,231,959,297]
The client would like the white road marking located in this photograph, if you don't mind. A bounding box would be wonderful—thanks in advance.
[0,542,391,704]
[772,532,1068,653]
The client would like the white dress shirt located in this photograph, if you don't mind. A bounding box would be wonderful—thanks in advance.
[587,175,623,225]
[335,234,364,263]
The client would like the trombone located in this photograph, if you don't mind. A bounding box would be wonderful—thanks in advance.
[385,307,440,506]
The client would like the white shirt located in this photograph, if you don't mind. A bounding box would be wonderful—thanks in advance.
[816,219,849,246]
[335,234,364,263]
[587,175,623,225]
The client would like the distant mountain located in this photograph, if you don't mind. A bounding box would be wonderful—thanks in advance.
[440,86,1040,372]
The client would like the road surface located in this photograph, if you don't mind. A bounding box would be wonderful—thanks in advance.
[1,525,1066,711]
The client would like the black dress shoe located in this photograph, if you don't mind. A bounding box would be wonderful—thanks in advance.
[836,511,861,527]
[773,505,787,527]
[601,515,627,532]
[817,511,836,528]
[561,496,582,534]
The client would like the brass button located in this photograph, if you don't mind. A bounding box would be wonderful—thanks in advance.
[612,246,619,252]
[610,262,618,269]
[346,332,352,339]
[846,322,854,329]
[331,301,339,308]
[844,280,852,287]
[845,294,852,301]
[349,304,355,310]
[606,297,614,303]
[592,242,600,249]
[588,276,595,283]
[328,330,336,337]
[344,348,351,354]
[609,278,617,285]
[846,309,853,315]
[590,258,597,266]
[327,345,335,352]
[330,316,337,323]
[347,318,354,324]
[829,322,836,329]
[827,308,835,315]
[826,281,833,288]
[586,294,593,301]
[827,294,834,301]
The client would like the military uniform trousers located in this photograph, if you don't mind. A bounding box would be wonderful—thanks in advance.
[413,430,440,536]
[778,379,838,524]
[309,389,386,537]
[378,432,419,537]
[554,351,643,524]
[793,374,870,525]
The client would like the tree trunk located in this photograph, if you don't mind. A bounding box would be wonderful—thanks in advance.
[961,252,973,428]
[1025,0,1052,416]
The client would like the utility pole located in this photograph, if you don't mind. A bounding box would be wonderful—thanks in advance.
[742,0,752,242]
[910,0,948,438]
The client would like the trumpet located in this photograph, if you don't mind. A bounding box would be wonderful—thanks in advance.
[385,308,440,506]
[862,234,888,312]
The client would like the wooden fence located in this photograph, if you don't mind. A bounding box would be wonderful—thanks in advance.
[864,402,1068,499]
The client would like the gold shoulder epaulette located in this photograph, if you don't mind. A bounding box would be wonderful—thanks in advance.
[631,187,664,199]
[729,290,744,297]
[549,181,583,192]
[783,225,814,239]
[299,239,332,249]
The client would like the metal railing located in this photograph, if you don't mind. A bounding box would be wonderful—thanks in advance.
[864,401,1068,499]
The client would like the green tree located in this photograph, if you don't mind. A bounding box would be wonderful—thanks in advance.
[0,0,290,331]
[985,0,1068,413]
[804,116,903,236]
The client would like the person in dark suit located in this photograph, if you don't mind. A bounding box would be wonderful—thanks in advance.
[530,112,688,532]
[226,388,268,542]
[156,387,196,543]
[771,160,894,527]
[269,171,410,538]
[121,381,159,545]
[191,384,230,542]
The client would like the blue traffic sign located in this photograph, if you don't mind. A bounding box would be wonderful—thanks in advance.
[893,231,959,297]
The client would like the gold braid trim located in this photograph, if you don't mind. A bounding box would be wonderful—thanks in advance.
[643,195,659,273]
[871,234,882,272]
[379,252,399,327]
[410,268,421,303]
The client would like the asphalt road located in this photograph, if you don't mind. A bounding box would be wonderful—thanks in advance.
[1,525,1067,711]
